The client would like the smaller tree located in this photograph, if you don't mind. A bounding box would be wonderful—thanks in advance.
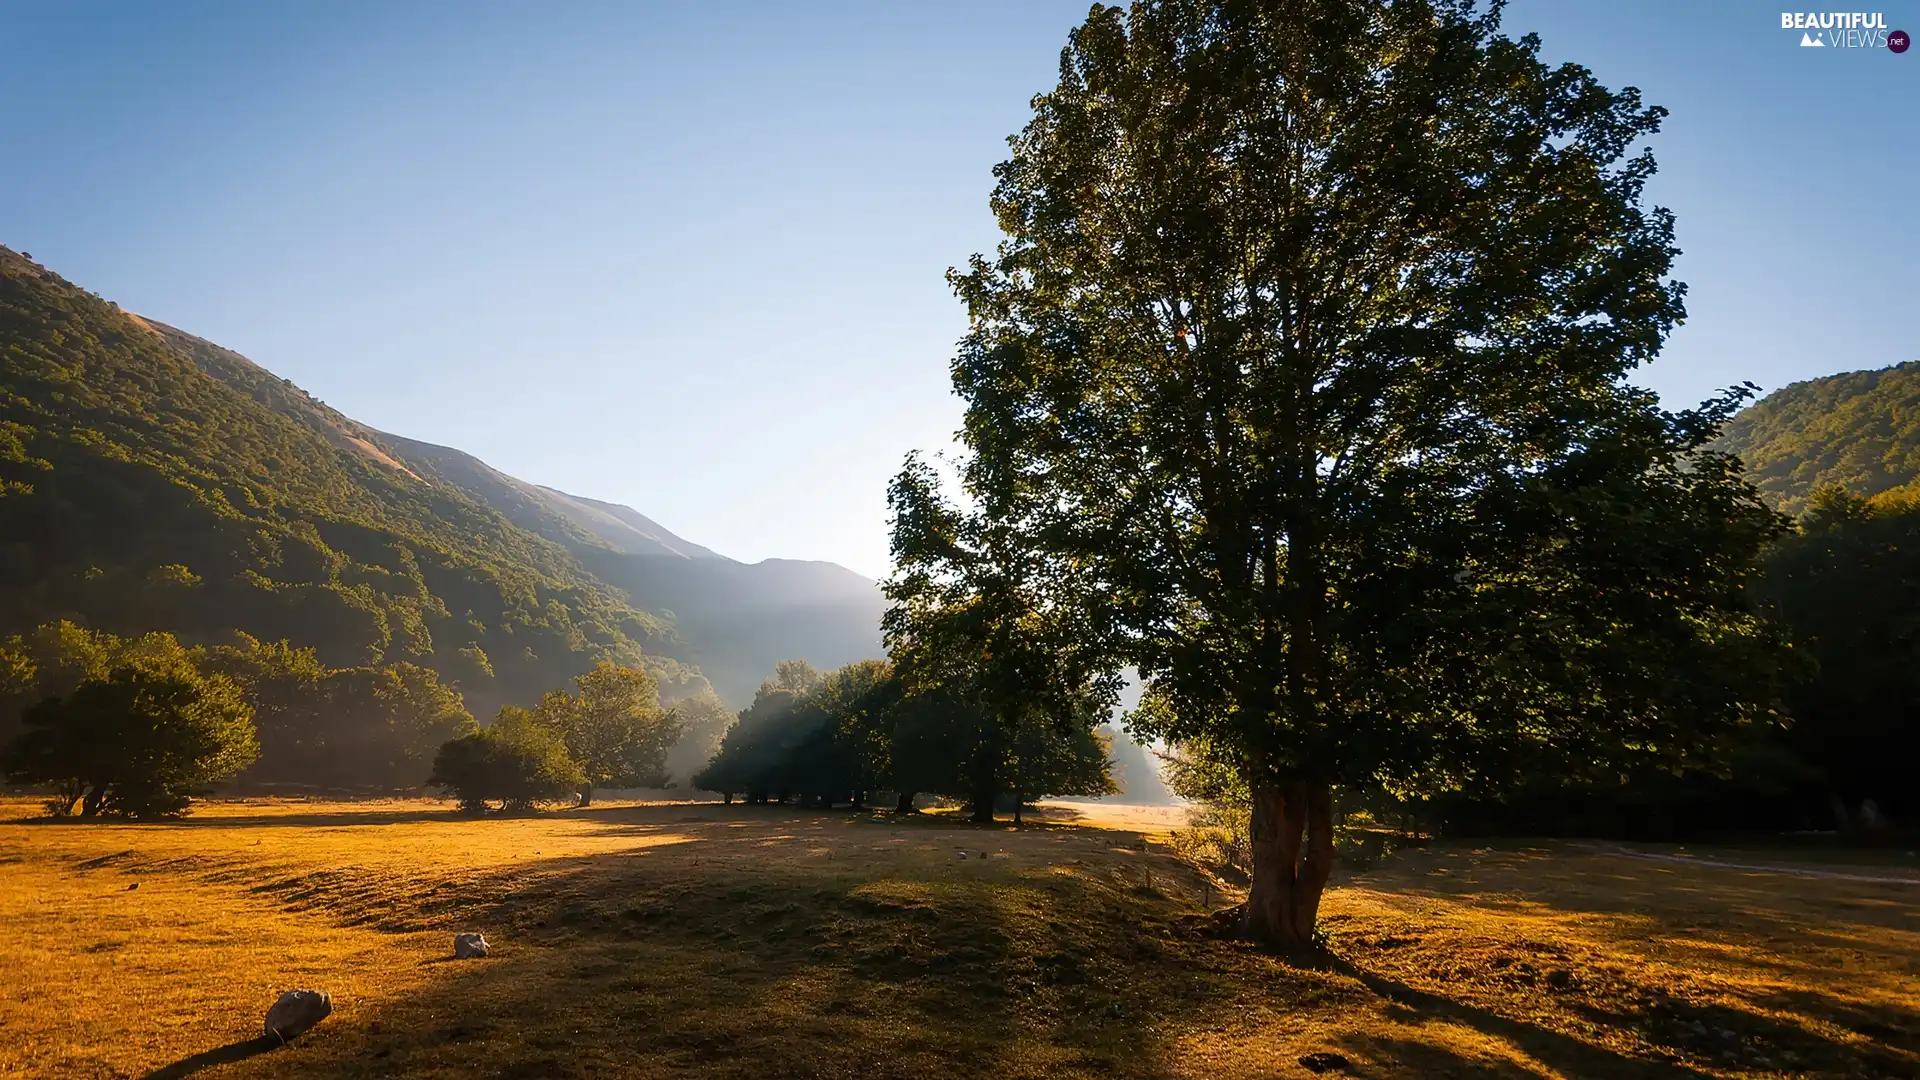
[694,661,820,802]
[663,688,736,790]
[534,661,681,804]
[429,707,584,813]
[1,662,258,818]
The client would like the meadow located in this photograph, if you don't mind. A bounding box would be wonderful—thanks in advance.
[0,797,1914,1080]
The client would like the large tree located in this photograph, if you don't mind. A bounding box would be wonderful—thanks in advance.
[946,0,1784,945]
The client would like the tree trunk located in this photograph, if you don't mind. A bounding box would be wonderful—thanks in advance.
[894,791,916,813]
[1242,778,1334,949]
[1012,788,1024,827]
[851,789,865,810]
[81,784,105,818]
[970,788,996,823]
[1292,782,1335,942]
[577,787,594,807]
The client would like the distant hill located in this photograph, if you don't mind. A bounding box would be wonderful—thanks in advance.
[1717,362,1920,514]
[370,436,887,705]
[0,244,884,713]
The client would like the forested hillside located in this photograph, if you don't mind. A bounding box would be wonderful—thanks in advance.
[1717,361,1920,512]
[0,243,893,720]
[0,245,692,717]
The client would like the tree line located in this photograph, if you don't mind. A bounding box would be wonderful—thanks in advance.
[0,620,733,818]
[0,612,1118,823]
[692,657,1115,822]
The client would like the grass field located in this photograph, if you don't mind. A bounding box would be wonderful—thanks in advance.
[1,797,1914,1080]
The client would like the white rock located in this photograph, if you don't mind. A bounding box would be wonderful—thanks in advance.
[454,932,489,958]
[264,989,331,1040]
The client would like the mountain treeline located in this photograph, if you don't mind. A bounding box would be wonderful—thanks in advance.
[1714,361,1920,513]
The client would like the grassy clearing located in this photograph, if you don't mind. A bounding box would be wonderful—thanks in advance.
[0,797,1913,1079]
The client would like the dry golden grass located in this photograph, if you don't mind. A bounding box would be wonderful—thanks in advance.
[0,796,1913,1079]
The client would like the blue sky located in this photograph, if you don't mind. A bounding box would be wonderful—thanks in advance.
[3,2,1913,577]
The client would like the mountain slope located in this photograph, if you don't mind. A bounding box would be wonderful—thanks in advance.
[2,244,884,708]
[1717,362,1920,513]
[367,437,887,704]
[576,549,886,704]
[0,245,693,716]
[373,432,723,561]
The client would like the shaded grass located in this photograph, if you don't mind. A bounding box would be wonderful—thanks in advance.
[1,798,1914,1079]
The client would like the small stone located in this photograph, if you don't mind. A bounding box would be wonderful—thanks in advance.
[454,932,489,959]
[1299,1051,1352,1073]
[126,883,138,891]
[264,989,331,1040]
[1545,969,1573,990]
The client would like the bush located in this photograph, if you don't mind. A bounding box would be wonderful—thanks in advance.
[1,662,258,819]
[429,708,584,813]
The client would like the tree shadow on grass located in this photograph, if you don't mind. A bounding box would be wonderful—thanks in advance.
[205,849,1263,1080]
[1329,959,1716,1080]
[140,1034,280,1079]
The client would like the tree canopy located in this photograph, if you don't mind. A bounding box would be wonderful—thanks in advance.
[530,659,680,803]
[941,0,1785,945]
[2,658,258,818]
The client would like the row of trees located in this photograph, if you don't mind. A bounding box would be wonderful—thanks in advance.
[428,662,731,811]
[692,657,1116,822]
[0,619,730,817]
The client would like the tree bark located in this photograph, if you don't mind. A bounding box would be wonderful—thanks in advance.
[970,788,996,823]
[894,791,917,813]
[577,787,594,807]
[1241,778,1334,949]
[1292,781,1335,943]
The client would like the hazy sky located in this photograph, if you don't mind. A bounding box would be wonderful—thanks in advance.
[4,2,1913,577]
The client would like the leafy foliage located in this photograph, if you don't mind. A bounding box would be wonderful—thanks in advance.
[1753,490,1920,821]
[694,661,827,801]
[428,707,584,813]
[1716,362,1920,514]
[938,0,1787,944]
[884,458,1120,821]
[662,688,734,789]
[1,660,257,818]
[529,660,680,801]
[3,622,478,795]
